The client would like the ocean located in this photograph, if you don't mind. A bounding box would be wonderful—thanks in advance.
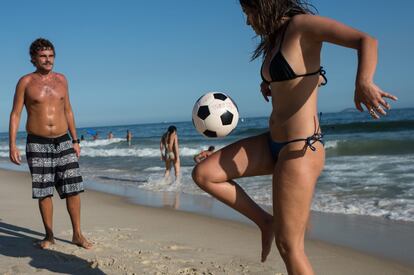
[1,108,413,222]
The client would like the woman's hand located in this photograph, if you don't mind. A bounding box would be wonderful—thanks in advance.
[354,81,397,119]
[260,81,271,102]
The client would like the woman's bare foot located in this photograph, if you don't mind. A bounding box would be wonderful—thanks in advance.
[72,234,93,249]
[261,217,275,262]
[36,236,55,249]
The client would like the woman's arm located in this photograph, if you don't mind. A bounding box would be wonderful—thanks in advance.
[293,14,397,118]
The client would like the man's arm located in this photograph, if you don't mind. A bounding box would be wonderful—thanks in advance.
[194,152,204,164]
[9,77,27,165]
[62,76,80,157]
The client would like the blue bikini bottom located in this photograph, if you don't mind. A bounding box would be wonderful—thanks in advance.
[267,132,324,161]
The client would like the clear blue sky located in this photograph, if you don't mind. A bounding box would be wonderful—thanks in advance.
[0,0,413,132]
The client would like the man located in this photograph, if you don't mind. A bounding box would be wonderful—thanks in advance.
[9,38,92,249]
[126,129,132,146]
[193,146,215,164]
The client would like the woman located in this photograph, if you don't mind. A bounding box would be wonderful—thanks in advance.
[160,125,180,180]
[192,1,397,274]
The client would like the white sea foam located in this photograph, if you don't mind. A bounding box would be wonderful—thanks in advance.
[324,140,339,149]
[312,194,414,222]
[80,138,124,147]
[144,166,164,171]
[80,146,206,158]
[0,145,26,151]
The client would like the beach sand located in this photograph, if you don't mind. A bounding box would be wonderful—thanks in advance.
[1,168,413,275]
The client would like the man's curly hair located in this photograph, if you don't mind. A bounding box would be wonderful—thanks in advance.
[29,38,55,65]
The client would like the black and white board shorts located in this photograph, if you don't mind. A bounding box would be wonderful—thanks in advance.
[26,134,84,199]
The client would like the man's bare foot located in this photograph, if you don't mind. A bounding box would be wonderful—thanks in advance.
[72,234,93,249]
[261,218,274,262]
[36,237,55,249]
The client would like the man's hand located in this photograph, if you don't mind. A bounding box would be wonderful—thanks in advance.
[73,143,81,158]
[9,146,21,165]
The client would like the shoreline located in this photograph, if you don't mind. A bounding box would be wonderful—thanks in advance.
[85,177,414,267]
[1,167,414,274]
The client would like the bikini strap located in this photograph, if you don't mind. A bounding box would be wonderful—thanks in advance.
[319,67,328,86]
[279,19,292,50]
[284,112,324,151]
[295,67,328,85]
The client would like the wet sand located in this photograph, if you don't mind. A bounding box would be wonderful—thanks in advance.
[1,168,413,274]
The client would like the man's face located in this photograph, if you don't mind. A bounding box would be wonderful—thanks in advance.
[32,48,54,71]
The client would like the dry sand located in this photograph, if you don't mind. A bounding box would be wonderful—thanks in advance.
[1,168,413,274]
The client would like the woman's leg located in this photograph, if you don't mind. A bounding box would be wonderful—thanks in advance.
[173,159,180,179]
[273,142,325,275]
[164,159,171,178]
[192,133,275,261]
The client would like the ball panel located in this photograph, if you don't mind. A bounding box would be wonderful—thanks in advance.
[192,114,207,134]
[197,105,210,120]
[203,130,217,138]
[213,93,227,101]
[220,111,234,126]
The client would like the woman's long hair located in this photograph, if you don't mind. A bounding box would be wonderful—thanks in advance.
[239,0,317,60]
[164,125,177,147]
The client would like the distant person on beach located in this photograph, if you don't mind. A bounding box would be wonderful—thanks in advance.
[126,130,132,145]
[192,0,397,273]
[92,133,99,140]
[80,135,85,141]
[193,146,215,164]
[160,125,180,179]
[8,38,92,250]
[108,131,114,140]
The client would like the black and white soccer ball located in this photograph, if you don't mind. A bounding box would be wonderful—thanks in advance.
[192,92,239,138]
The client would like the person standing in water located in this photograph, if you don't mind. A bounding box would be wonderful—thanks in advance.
[126,129,132,146]
[160,125,180,180]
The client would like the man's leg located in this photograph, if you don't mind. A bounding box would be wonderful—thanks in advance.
[66,194,92,249]
[38,196,55,249]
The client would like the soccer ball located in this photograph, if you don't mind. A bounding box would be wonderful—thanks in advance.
[192,92,239,138]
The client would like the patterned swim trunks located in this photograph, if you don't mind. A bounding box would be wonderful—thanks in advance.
[26,134,84,199]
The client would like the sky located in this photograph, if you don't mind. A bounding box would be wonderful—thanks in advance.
[0,0,413,132]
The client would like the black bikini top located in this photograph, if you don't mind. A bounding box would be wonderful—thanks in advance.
[261,20,327,85]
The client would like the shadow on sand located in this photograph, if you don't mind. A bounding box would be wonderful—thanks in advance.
[0,220,104,274]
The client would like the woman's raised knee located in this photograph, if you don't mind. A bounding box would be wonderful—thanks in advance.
[192,164,210,189]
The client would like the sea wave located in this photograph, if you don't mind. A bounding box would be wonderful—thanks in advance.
[312,194,414,222]
[323,120,414,134]
[326,139,414,156]
[80,138,124,147]
[81,146,202,158]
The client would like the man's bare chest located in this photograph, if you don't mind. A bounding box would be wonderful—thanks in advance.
[26,80,66,104]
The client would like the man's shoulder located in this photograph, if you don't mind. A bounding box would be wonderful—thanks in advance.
[17,73,35,87]
[53,72,67,81]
